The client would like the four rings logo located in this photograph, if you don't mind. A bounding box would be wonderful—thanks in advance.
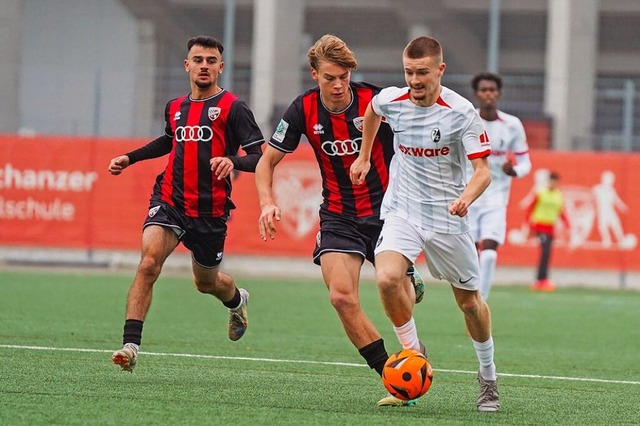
[321,138,361,156]
[175,125,213,142]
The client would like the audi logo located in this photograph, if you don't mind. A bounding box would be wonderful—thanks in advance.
[175,125,213,142]
[321,138,361,156]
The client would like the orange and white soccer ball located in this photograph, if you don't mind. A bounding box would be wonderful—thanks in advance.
[382,349,433,401]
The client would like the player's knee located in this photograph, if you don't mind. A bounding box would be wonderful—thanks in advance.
[137,255,163,280]
[328,289,359,313]
[481,239,499,251]
[457,293,483,316]
[376,268,404,296]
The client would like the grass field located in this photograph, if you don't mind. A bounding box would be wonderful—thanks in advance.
[1,268,639,425]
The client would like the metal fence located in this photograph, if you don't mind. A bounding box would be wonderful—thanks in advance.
[139,67,640,152]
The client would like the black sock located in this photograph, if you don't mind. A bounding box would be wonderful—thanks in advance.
[123,319,144,346]
[359,338,389,376]
[222,287,241,309]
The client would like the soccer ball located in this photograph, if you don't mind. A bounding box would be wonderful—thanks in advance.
[382,349,433,401]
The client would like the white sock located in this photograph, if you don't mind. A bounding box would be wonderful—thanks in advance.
[124,342,139,354]
[393,317,421,351]
[472,337,496,381]
[479,249,497,300]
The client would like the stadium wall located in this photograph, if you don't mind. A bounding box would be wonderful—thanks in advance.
[0,134,638,273]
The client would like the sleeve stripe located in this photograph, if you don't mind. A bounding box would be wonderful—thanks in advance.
[468,149,491,160]
[267,141,294,153]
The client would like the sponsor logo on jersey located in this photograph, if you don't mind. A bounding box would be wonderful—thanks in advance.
[431,128,441,142]
[175,125,213,142]
[174,111,181,122]
[215,251,223,261]
[148,205,160,217]
[313,123,324,135]
[321,138,361,156]
[353,117,364,132]
[272,119,289,143]
[398,144,450,157]
[208,107,221,121]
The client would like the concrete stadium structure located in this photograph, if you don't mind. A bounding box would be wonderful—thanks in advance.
[1,0,639,150]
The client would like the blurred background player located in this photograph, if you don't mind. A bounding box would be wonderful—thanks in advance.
[467,72,531,300]
[108,36,264,371]
[350,36,499,412]
[526,171,569,291]
[255,34,424,407]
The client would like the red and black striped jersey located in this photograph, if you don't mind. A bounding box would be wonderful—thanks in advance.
[152,90,263,218]
[269,82,394,219]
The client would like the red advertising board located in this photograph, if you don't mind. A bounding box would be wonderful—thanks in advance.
[1,135,639,271]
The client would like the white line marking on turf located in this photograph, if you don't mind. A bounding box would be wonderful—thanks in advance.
[2,344,639,386]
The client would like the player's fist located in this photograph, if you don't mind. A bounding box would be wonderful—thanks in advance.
[350,156,370,185]
[108,155,130,175]
[449,198,469,217]
[502,160,516,177]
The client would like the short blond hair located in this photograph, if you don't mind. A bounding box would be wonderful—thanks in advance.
[307,34,358,71]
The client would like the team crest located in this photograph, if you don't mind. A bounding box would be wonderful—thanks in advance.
[148,205,160,218]
[353,117,364,132]
[208,107,221,121]
[431,128,441,142]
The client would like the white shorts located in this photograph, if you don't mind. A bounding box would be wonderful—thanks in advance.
[468,203,507,245]
[375,214,480,291]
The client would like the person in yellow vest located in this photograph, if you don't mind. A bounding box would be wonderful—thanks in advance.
[525,171,570,291]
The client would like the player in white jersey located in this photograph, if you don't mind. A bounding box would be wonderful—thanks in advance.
[467,73,532,300]
[350,36,500,412]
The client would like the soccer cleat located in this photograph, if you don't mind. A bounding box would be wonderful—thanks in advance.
[410,269,426,304]
[531,279,556,292]
[377,394,418,407]
[418,340,427,358]
[112,346,137,372]
[228,288,249,341]
[477,371,500,412]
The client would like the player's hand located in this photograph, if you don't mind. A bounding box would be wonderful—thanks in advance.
[349,157,370,185]
[502,160,517,177]
[210,157,234,180]
[108,155,130,175]
[258,202,281,241]
[449,198,469,217]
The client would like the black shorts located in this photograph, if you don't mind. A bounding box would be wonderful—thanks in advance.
[312,210,383,266]
[143,202,227,268]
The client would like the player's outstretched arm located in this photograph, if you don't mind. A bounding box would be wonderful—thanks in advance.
[255,146,287,240]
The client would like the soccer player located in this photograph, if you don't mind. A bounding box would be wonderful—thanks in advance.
[467,72,531,300]
[350,36,500,412]
[108,36,264,372]
[255,34,425,407]
[526,171,569,291]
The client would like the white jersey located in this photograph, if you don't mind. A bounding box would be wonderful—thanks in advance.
[371,86,490,234]
[467,110,530,207]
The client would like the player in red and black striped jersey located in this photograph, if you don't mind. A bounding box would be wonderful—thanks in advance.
[108,36,263,372]
[255,35,424,406]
